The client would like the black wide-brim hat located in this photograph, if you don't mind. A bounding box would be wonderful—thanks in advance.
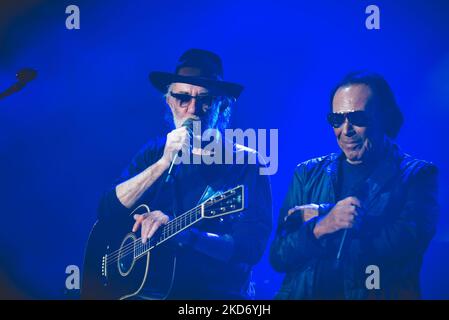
[149,48,244,99]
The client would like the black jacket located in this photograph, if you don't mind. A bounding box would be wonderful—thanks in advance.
[270,141,439,299]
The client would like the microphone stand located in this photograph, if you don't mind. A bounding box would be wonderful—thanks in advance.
[0,68,37,100]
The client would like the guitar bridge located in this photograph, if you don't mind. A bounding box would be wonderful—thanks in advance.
[101,254,108,277]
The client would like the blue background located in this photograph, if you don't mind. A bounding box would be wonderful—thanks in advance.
[1,0,448,299]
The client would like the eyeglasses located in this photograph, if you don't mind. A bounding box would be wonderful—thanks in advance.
[327,111,371,128]
[169,91,215,108]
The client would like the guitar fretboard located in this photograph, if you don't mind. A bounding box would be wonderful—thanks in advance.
[134,204,203,259]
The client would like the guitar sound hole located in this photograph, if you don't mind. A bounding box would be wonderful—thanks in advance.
[117,234,136,276]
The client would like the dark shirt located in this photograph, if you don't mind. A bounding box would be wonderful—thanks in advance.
[98,137,272,299]
[314,158,376,299]
[337,159,376,200]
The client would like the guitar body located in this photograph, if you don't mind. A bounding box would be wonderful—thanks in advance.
[81,208,176,300]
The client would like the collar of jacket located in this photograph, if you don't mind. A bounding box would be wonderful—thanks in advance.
[325,138,402,207]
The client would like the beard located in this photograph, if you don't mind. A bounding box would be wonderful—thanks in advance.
[170,103,220,131]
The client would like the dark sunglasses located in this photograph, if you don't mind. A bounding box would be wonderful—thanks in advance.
[327,111,371,128]
[169,91,215,108]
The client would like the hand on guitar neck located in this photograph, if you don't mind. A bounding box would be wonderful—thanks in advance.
[132,210,170,244]
[132,210,197,248]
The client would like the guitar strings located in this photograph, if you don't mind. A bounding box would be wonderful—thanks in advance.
[105,189,237,262]
[106,207,202,265]
[105,192,236,266]
[105,198,221,266]
[106,206,203,265]
[104,200,208,262]
[104,189,238,265]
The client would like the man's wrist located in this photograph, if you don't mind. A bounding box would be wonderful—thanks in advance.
[157,157,171,171]
[313,222,326,239]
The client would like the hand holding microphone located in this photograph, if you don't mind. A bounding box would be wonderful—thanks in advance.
[311,196,363,269]
[162,118,195,183]
[313,196,361,239]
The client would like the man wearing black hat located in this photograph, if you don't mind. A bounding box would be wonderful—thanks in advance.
[97,49,272,299]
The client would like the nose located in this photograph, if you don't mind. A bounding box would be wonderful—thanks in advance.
[186,97,206,117]
[185,98,197,115]
[341,118,355,136]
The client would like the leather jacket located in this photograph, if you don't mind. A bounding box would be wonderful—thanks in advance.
[270,141,439,299]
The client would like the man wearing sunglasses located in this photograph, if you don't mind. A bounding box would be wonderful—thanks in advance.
[270,71,438,299]
[96,49,272,299]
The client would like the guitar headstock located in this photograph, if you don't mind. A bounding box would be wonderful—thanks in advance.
[201,185,245,219]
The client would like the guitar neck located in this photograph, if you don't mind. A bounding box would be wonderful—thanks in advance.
[134,203,204,258]
[133,184,244,260]
[159,205,204,242]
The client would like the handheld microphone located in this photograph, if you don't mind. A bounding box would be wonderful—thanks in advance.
[0,68,38,100]
[165,118,194,183]
[334,181,368,268]
[335,229,348,268]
